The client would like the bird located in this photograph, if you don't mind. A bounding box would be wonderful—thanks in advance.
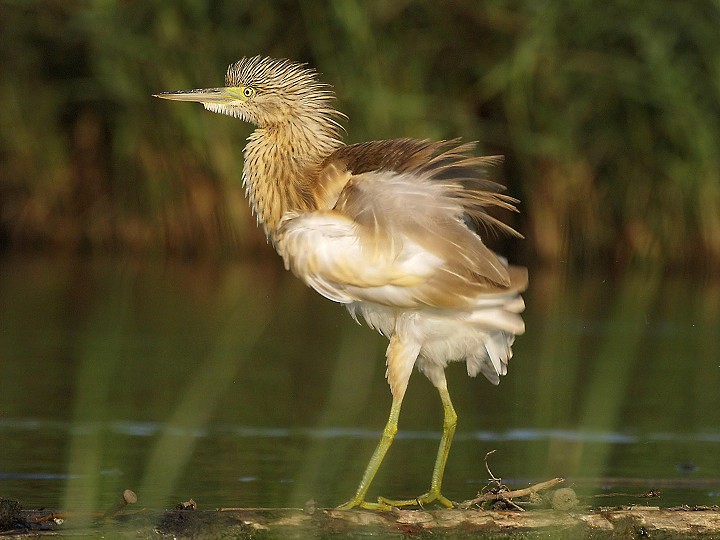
[155,56,527,510]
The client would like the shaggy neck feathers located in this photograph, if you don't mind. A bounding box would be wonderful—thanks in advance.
[243,112,343,240]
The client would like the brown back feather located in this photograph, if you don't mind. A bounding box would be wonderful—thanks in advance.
[318,138,522,238]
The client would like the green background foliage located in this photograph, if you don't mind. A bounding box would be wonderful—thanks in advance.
[2,1,719,267]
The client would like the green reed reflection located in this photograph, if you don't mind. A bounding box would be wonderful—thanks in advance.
[137,267,272,508]
[63,273,133,520]
[574,269,660,479]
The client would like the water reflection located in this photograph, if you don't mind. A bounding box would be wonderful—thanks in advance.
[0,254,718,511]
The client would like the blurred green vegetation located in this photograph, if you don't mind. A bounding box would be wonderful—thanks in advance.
[1,1,719,267]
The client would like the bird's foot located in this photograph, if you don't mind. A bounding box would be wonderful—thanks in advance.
[336,498,394,511]
[378,490,455,509]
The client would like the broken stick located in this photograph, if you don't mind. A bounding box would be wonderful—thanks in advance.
[458,477,565,509]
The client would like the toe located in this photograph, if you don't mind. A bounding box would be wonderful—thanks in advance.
[337,498,393,511]
[377,491,455,509]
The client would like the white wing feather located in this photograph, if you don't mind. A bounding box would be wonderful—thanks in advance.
[277,168,527,387]
[278,209,444,306]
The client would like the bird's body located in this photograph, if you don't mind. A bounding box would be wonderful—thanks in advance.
[156,56,527,510]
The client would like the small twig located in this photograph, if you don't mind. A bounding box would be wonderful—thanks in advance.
[32,511,103,522]
[459,477,565,509]
[476,449,524,510]
[485,450,501,484]
[103,489,138,517]
[32,512,59,523]
[503,497,526,512]
[592,489,661,499]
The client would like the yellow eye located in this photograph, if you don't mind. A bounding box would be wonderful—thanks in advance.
[242,87,255,98]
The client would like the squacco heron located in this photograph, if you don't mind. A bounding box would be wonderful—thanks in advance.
[156,56,527,510]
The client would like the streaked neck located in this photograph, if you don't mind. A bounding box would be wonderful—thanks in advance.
[243,119,343,241]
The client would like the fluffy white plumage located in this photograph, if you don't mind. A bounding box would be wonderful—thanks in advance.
[278,168,526,396]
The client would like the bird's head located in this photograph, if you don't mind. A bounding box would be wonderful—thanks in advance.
[155,56,344,130]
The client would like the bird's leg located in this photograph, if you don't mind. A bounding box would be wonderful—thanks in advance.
[338,333,417,511]
[336,397,403,511]
[378,379,457,508]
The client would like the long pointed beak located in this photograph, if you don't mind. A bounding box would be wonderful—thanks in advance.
[153,88,235,103]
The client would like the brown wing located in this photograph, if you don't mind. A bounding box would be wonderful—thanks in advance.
[278,139,526,310]
[314,139,522,239]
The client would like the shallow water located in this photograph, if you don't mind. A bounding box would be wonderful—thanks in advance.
[0,254,718,512]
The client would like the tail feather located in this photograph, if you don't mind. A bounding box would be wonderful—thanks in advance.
[467,330,515,385]
[467,308,525,335]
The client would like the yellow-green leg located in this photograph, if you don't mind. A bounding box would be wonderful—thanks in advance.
[338,333,419,510]
[337,397,403,510]
[379,384,457,508]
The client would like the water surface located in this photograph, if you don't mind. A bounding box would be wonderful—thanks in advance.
[1,254,718,511]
